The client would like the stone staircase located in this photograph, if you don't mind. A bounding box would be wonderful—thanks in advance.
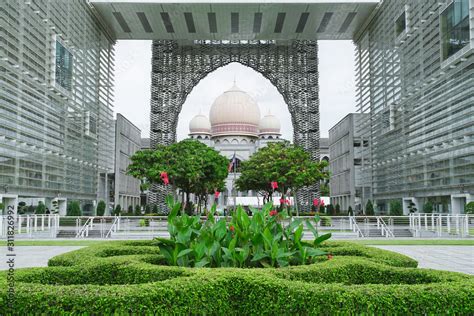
[56,229,103,238]
[392,228,413,237]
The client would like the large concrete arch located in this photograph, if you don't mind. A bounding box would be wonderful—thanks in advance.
[149,40,320,209]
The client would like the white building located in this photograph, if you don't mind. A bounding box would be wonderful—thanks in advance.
[188,84,285,207]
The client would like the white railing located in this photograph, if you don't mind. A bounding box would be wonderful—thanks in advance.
[377,217,394,238]
[349,216,364,237]
[76,217,94,238]
[2,214,472,239]
[409,213,471,237]
[105,216,119,238]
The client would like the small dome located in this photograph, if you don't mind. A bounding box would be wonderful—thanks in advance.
[209,84,261,137]
[189,114,211,135]
[259,112,281,135]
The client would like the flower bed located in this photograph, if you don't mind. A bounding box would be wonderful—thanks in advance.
[1,240,473,314]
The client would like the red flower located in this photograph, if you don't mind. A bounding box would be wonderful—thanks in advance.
[321,199,325,206]
[279,198,285,205]
[160,172,169,185]
[271,181,278,190]
[229,225,235,232]
[269,210,278,217]
[285,199,291,205]
[313,198,320,206]
[327,254,333,260]
[214,190,220,199]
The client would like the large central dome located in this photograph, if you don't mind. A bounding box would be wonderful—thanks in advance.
[209,84,261,137]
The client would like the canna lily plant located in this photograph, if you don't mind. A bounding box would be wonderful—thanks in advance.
[155,196,331,268]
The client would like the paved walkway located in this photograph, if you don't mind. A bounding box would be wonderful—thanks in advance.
[0,246,84,270]
[374,246,474,275]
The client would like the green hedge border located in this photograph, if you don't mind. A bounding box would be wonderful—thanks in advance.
[1,241,473,314]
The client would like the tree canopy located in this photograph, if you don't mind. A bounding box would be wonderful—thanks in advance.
[235,142,328,203]
[128,139,229,212]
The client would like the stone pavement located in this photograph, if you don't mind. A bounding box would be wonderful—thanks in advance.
[374,245,474,275]
[0,246,84,270]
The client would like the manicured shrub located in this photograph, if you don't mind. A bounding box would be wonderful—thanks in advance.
[335,203,341,213]
[35,201,46,214]
[365,200,374,215]
[134,204,141,216]
[113,204,121,216]
[389,199,403,216]
[66,201,81,216]
[128,205,133,213]
[423,201,434,213]
[2,240,472,315]
[96,200,106,216]
[348,206,354,216]
[465,201,474,214]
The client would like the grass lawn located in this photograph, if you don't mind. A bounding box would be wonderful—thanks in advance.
[1,238,473,247]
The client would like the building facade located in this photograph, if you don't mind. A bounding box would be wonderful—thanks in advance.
[0,0,115,214]
[188,84,286,207]
[329,114,370,212]
[112,114,141,212]
[355,0,474,214]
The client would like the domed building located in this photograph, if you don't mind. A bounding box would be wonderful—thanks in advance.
[188,83,286,208]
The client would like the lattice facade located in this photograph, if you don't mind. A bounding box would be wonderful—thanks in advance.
[149,40,320,210]
[355,0,474,213]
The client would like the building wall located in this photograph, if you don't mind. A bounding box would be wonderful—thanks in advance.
[0,1,115,211]
[114,114,141,211]
[329,114,369,212]
[355,0,474,214]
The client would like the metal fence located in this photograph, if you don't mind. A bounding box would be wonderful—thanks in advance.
[1,214,472,240]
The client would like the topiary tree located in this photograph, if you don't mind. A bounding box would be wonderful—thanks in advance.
[335,204,341,214]
[389,200,403,216]
[96,200,106,216]
[113,204,121,216]
[365,200,374,216]
[348,206,354,216]
[67,201,82,216]
[408,201,417,213]
[35,201,46,214]
[145,204,151,214]
[423,201,434,214]
[465,201,474,215]
[134,204,141,216]
[152,205,158,214]
[326,204,335,216]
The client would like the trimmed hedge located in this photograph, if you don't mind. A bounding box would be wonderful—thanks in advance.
[0,241,473,314]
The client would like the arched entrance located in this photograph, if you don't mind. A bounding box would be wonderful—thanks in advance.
[150,40,320,210]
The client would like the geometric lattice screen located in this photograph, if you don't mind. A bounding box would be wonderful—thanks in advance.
[150,40,320,210]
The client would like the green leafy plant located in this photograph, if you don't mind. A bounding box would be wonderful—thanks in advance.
[389,200,403,216]
[156,196,331,268]
[35,201,46,214]
[96,200,106,216]
[365,200,374,216]
[348,206,354,216]
[113,204,121,216]
[464,202,474,214]
[67,201,82,217]
[134,204,141,216]
[235,141,328,208]
[423,201,433,213]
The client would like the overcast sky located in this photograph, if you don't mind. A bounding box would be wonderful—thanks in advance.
[113,40,357,140]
